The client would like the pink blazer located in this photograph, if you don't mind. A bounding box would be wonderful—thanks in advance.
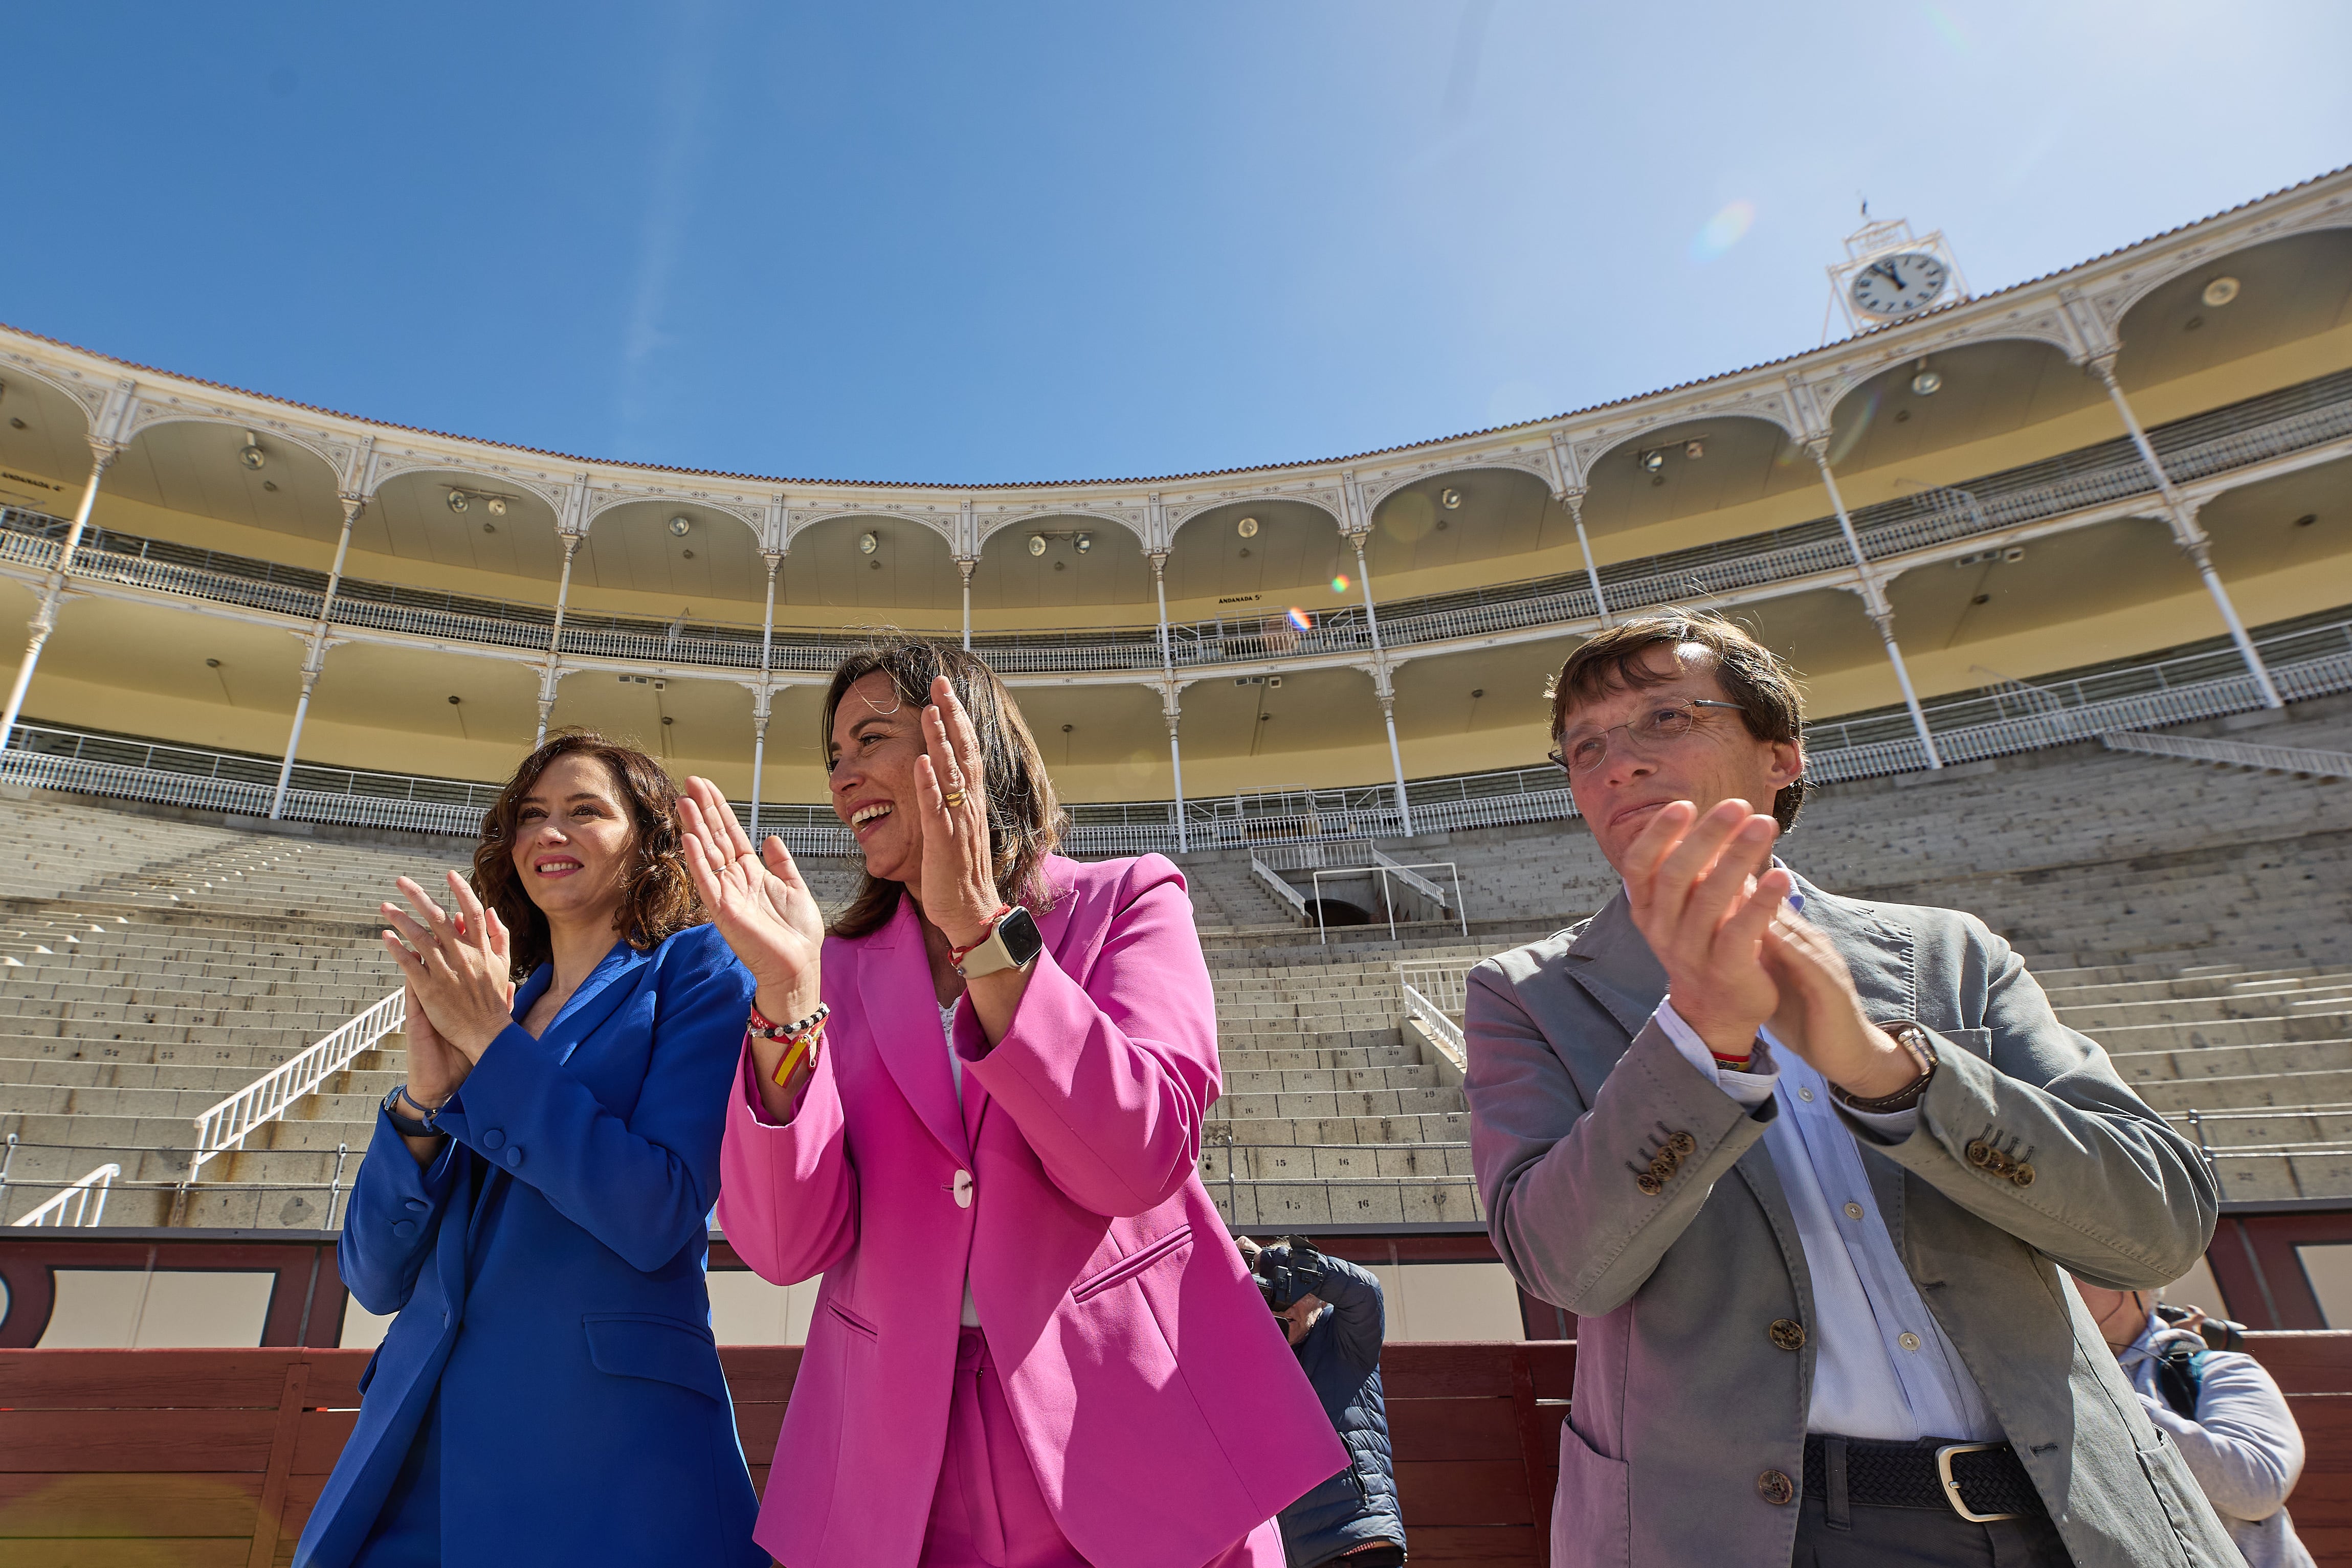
[717,853,1344,1568]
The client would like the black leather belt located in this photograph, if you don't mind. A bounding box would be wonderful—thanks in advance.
[1802,1435,2044,1523]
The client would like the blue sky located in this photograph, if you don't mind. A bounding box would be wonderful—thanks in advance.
[6,3,2346,483]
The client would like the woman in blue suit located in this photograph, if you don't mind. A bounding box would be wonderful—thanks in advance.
[295,732,766,1568]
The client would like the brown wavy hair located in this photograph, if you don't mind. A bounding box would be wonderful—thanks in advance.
[823,639,1066,940]
[470,729,701,979]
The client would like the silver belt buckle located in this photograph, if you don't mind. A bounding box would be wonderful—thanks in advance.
[1936,1442,2022,1523]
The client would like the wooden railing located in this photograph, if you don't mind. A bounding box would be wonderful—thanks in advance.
[6,1335,2350,1565]
[0,1341,1571,1566]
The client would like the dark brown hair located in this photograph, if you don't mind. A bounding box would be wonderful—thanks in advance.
[1547,609,1809,831]
[823,638,1066,939]
[471,729,701,979]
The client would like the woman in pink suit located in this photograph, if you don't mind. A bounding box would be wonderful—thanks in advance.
[676,639,1343,1568]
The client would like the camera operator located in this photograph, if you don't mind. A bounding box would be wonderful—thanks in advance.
[1239,1238,1407,1568]
[2073,1276,2316,1568]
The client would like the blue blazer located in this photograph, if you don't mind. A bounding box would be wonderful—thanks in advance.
[295,922,765,1568]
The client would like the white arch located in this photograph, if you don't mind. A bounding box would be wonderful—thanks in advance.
[977,507,1149,553]
[1167,490,1346,543]
[1360,457,1556,517]
[1574,407,1805,481]
[785,507,958,551]
[0,358,104,440]
[118,408,351,484]
[2103,215,2352,337]
[364,458,571,523]
[1815,330,2084,424]
[582,492,765,544]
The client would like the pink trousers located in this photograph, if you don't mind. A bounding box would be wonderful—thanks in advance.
[919,1327,1284,1568]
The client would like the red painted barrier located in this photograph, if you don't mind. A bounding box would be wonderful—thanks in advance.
[3,1336,2345,1566]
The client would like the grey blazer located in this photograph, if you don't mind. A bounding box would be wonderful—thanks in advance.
[1463,874,2239,1568]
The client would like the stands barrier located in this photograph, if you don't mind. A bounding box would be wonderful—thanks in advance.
[6,1335,2351,1565]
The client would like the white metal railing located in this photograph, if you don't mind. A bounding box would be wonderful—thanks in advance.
[12,1162,120,1227]
[5,616,2352,858]
[1373,848,1452,911]
[1401,984,1468,1073]
[188,990,407,1182]
[1250,852,1309,916]
[2100,729,2352,780]
[4,371,2347,682]
[1398,960,1476,1018]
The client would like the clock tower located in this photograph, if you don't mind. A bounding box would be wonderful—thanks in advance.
[1826,213,1970,333]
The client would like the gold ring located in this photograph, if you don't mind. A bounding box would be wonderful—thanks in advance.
[943,790,966,808]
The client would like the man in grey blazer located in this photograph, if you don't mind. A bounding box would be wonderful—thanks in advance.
[1463,611,2237,1567]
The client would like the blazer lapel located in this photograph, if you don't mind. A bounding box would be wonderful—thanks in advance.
[1561,887,1669,1040]
[537,940,650,1064]
[861,893,968,1162]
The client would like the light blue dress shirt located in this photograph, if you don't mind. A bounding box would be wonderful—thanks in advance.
[1653,891,2000,1443]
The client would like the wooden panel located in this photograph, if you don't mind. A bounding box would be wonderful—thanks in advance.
[1382,1343,1518,1400]
[733,1405,786,1465]
[1394,1459,1534,1527]
[7,1542,250,1567]
[1525,1341,1575,1400]
[0,1472,264,1537]
[291,1410,360,1476]
[1388,1397,1523,1462]
[0,1410,279,1473]
[2248,1334,2352,1395]
[1403,1525,1543,1565]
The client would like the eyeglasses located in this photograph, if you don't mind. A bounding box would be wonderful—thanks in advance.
[1548,699,1746,777]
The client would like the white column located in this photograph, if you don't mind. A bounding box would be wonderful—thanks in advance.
[1350,535,1414,836]
[1806,440,1942,769]
[750,690,773,842]
[958,558,977,651]
[1147,550,1186,851]
[535,533,584,746]
[2091,356,2282,708]
[1162,685,1188,855]
[750,551,780,838]
[270,492,365,818]
[0,440,120,748]
[1564,488,1612,627]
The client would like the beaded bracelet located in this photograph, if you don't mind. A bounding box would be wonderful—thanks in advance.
[749,999,828,1042]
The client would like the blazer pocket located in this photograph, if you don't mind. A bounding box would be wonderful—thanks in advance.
[1071,1226,1196,1304]
[1554,1421,1631,1568]
[582,1312,731,1405]
[825,1297,880,1339]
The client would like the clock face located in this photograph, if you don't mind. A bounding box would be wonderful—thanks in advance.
[1850,251,1949,319]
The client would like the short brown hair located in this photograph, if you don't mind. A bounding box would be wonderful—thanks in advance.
[471,730,701,979]
[1548,609,1808,831]
[822,638,1067,940]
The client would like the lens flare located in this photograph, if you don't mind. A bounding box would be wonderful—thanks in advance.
[1286,607,1313,632]
[1330,573,1350,593]
[1689,199,1757,265]
[1922,3,1970,52]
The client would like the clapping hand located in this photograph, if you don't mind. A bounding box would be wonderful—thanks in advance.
[1621,798,1790,1060]
[381,871,517,1062]
[678,778,826,1107]
[914,674,1006,950]
[1762,911,1916,1100]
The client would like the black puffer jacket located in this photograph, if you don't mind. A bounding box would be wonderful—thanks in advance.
[1272,1251,1405,1567]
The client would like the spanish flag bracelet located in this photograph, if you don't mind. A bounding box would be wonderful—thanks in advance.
[749,1000,829,1089]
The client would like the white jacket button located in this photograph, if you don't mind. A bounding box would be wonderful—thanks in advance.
[952,1170,974,1208]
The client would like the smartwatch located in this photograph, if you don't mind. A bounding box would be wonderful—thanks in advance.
[383,1083,447,1139]
[955,906,1044,979]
